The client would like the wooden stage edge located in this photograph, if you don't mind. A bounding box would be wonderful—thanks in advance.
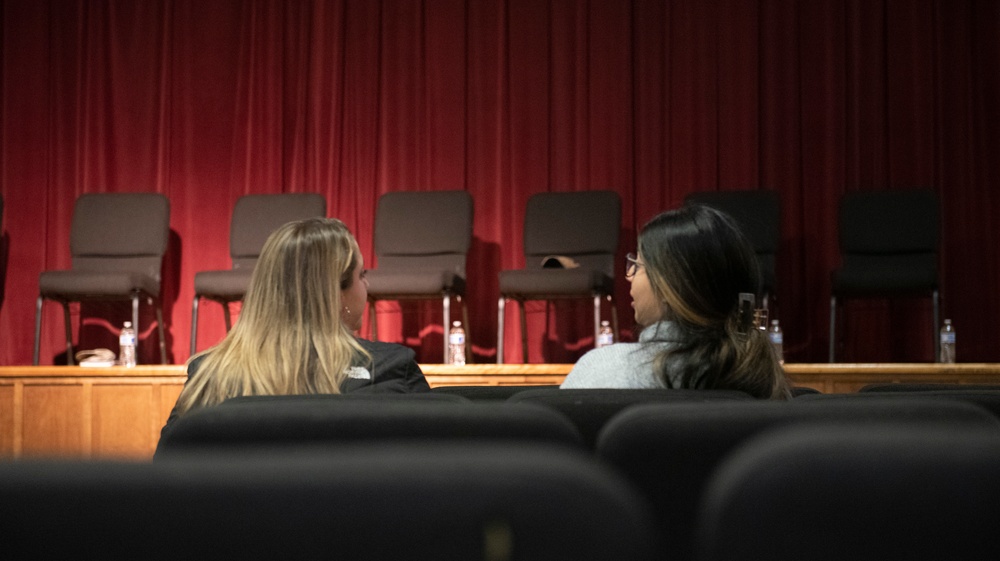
[4,363,1000,460]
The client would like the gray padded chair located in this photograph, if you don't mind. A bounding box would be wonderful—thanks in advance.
[829,190,940,362]
[190,193,326,355]
[34,193,170,365]
[684,190,780,310]
[365,191,473,363]
[497,191,621,363]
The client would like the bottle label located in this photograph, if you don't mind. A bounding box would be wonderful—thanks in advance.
[120,334,136,346]
[597,333,614,347]
[940,333,955,345]
[769,333,783,345]
[449,333,465,345]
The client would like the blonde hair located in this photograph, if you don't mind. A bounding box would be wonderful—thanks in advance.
[640,206,790,400]
[174,218,369,414]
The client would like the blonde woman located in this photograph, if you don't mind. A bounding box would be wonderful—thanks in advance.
[161,218,429,434]
[561,205,790,399]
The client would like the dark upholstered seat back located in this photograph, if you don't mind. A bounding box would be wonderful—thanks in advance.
[697,425,1000,561]
[597,399,999,561]
[1,444,658,560]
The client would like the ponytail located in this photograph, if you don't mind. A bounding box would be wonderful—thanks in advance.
[654,314,791,400]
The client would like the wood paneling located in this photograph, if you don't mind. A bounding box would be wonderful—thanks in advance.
[4,364,1000,459]
[22,384,87,457]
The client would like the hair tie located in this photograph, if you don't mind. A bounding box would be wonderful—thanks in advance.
[735,293,768,334]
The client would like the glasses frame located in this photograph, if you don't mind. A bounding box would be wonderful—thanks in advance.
[625,253,643,280]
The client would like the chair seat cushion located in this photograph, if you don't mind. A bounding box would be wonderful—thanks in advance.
[39,270,160,298]
[366,269,465,297]
[194,269,254,300]
[499,268,613,298]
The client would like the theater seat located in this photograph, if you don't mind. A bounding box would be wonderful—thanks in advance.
[508,388,753,449]
[155,395,584,457]
[0,444,658,561]
[697,425,1000,561]
[596,399,1000,561]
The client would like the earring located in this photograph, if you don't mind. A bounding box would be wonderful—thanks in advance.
[343,306,352,316]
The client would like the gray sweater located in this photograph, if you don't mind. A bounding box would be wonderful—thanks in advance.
[560,321,682,389]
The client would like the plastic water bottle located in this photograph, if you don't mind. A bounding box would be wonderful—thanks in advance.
[596,320,614,348]
[768,319,784,364]
[939,319,956,364]
[448,320,466,365]
[119,321,137,367]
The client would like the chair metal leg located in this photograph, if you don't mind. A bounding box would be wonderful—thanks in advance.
[155,302,167,364]
[932,289,940,361]
[519,300,529,364]
[461,296,471,364]
[368,299,379,340]
[62,302,74,365]
[131,294,140,339]
[592,294,602,348]
[222,302,232,332]
[442,294,452,363]
[829,295,837,363]
[33,296,44,365]
[131,294,141,365]
[496,297,506,364]
[608,294,620,342]
[190,296,200,357]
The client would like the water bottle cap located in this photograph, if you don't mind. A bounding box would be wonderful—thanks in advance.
[771,319,779,326]
[600,320,609,326]
[452,320,461,327]
[123,321,132,328]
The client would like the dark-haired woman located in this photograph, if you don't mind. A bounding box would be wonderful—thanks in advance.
[560,205,790,399]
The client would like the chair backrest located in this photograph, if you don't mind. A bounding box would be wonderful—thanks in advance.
[697,425,1000,561]
[373,190,473,273]
[70,193,170,282]
[683,190,779,254]
[797,390,1000,421]
[155,395,584,457]
[230,193,326,268]
[861,382,1000,392]
[507,388,754,448]
[1,444,659,560]
[432,384,561,401]
[522,191,621,276]
[839,189,939,254]
[596,399,1000,561]
[684,190,779,293]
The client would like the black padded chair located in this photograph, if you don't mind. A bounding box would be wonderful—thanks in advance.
[797,390,1000,421]
[697,425,1000,561]
[365,191,473,363]
[829,189,940,362]
[34,193,170,365]
[860,382,1000,392]
[0,444,658,561]
[596,399,999,561]
[507,388,754,449]
[190,193,326,355]
[155,395,584,457]
[497,191,621,363]
[684,190,780,310]
[431,384,560,401]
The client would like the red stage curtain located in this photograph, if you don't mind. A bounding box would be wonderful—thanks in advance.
[2,0,999,365]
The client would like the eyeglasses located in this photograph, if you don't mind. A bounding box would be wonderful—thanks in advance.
[625,253,644,279]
